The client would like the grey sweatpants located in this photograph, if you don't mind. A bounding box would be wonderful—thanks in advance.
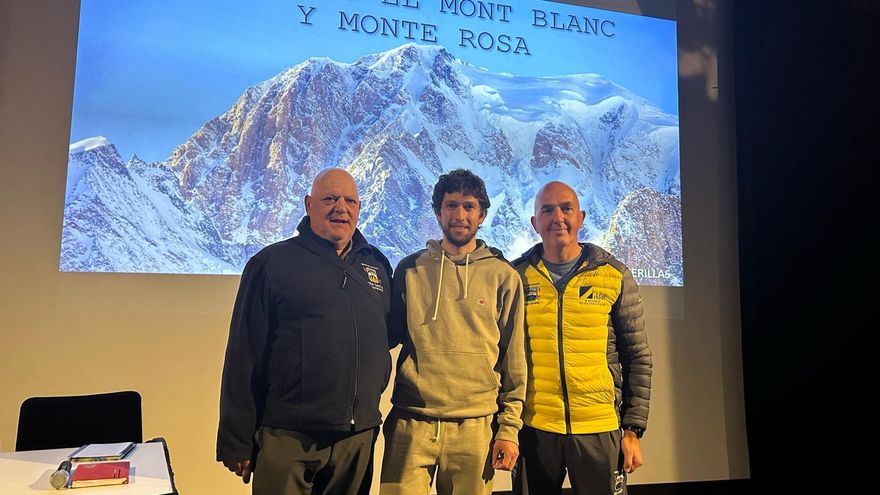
[379,408,495,495]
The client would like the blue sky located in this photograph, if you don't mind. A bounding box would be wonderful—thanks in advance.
[70,0,678,162]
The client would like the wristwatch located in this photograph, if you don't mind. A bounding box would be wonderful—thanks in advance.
[622,425,644,438]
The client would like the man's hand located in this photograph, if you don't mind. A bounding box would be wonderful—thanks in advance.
[621,430,643,473]
[491,439,519,471]
[222,459,253,484]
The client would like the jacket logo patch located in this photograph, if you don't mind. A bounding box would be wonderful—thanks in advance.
[579,286,606,303]
[525,284,540,305]
[478,298,486,305]
[361,263,384,292]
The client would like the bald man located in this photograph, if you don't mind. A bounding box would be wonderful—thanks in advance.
[217,169,393,495]
[511,181,652,495]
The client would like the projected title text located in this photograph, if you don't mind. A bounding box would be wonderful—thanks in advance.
[297,0,617,56]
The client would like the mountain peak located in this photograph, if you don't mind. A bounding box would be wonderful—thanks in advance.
[389,42,446,57]
[126,153,150,168]
[361,43,452,70]
[69,136,112,154]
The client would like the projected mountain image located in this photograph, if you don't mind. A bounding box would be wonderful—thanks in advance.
[61,44,682,285]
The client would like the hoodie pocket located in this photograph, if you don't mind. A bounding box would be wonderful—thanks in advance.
[420,350,498,397]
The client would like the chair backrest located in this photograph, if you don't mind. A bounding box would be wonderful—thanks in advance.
[15,391,142,451]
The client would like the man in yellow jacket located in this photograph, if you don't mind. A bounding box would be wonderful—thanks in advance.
[512,181,652,495]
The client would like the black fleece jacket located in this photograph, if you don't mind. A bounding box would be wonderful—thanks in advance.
[216,217,392,461]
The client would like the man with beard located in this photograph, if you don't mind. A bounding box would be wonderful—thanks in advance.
[511,181,652,495]
[380,169,526,495]
[217,168,393,495]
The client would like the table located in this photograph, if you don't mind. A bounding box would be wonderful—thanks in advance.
[0,442,173,494]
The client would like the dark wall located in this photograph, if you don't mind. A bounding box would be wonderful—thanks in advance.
[735,0,874,488]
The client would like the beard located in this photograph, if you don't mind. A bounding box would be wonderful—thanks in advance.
[441,223,478,247]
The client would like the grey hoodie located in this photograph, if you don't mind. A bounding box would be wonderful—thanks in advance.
[388,239,526,443]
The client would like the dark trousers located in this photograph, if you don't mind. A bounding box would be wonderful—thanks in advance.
[254,426,378,495]
[513,426,626,495]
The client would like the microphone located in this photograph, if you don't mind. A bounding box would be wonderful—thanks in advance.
[49,459,72,490]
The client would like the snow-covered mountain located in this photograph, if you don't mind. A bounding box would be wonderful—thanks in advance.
[61,137,235,273]
[61,44,682,285]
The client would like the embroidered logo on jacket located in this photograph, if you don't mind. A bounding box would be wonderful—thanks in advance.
[361,263,384,292]
[525,284,540,305]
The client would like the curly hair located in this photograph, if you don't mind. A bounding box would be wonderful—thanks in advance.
[431,169,491,214]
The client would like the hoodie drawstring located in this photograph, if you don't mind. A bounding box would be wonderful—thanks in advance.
[432,249,473,320]
[430,419,441,442]
[431,252,445,321]
[464,252,470,299]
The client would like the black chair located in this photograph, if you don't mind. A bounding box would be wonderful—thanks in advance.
[15,391,142,451]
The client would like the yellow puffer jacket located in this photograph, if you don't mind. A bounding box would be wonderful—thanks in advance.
[513,243,652,435]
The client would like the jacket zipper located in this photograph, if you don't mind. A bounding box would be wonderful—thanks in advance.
[342,273,359,430]
[535,265,574,435]
[556,264,596,435]
[556,288,573,434]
